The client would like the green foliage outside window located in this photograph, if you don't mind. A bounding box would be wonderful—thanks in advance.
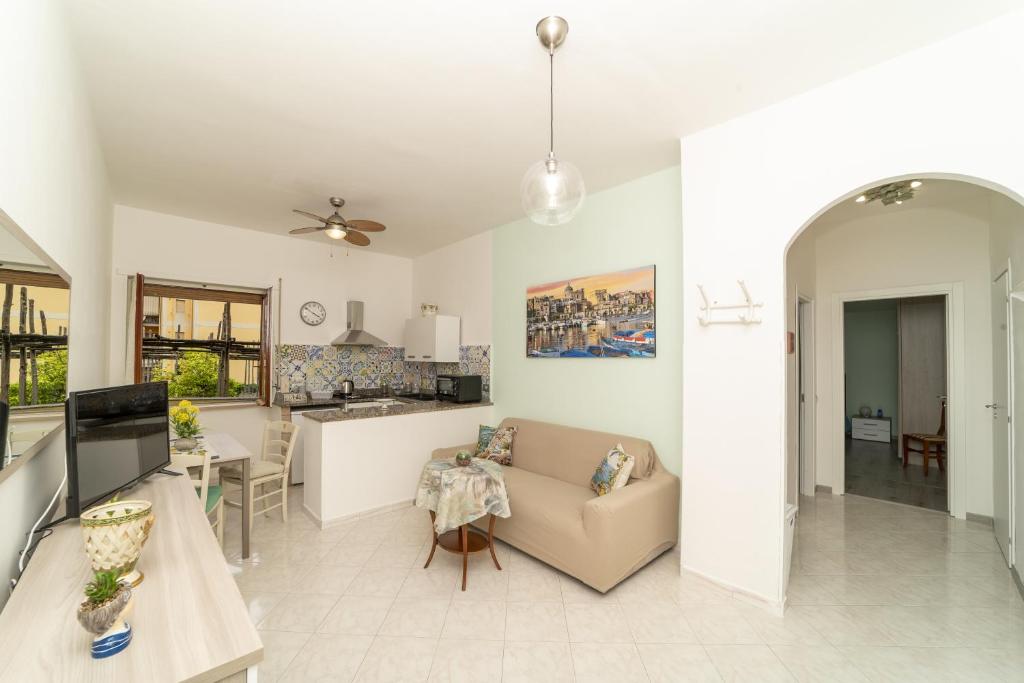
[150,351,243,398]
[6,349,68,406]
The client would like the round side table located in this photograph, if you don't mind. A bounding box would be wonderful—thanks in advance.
[423,512,502,591]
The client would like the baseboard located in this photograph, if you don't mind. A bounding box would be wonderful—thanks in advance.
[814,485,832,494]
[679,562,785,616]
[306,498,415,529]
[1013,566,1024,603]
[965,512,994,527]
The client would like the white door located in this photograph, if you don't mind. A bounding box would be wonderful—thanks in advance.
[798,300,815,497]
[992,270,1012,565]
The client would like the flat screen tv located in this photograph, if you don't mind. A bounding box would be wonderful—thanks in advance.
[65,381,170,517]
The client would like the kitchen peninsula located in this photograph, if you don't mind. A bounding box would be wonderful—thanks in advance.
[301,397,493,526]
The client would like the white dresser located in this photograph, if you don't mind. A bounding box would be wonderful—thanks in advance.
[851,416,892,443]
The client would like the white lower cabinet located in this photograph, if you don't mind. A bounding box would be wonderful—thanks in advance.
[851,417,892,443]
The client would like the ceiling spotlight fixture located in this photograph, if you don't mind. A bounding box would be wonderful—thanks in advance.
[520,16,585,226]
[855,180,920,206]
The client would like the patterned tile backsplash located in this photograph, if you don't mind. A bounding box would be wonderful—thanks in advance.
[276,344,490,395]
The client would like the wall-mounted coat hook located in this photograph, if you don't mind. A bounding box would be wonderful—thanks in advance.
[697,280,763,326]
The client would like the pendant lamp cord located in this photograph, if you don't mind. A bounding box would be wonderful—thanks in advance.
[549,49,554,156]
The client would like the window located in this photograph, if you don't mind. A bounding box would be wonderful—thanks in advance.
[133,277,271,405]
[0,268,70,408]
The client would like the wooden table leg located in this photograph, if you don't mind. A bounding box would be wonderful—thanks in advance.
[460,525,469,591]
[424,511,439,569]
[487,514,502,571]
[241,458,251,559]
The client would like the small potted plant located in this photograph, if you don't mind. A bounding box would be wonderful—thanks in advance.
[77,570,134,659]
[170,399,201,451]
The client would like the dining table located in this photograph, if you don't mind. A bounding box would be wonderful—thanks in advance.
[192,432,254,559]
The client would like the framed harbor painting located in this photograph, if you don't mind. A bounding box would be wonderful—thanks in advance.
[526,265,655,358]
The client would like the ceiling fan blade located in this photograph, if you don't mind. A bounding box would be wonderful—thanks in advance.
[289,226,325,235]
[343,230,371,246]
[293,209,328,223]
[345,219,386,232]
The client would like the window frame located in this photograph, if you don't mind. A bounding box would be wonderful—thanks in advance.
[133,275,271,406]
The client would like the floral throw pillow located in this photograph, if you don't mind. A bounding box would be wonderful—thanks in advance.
[476,424,497,454]
[480,426,517,466]
[590,443,636,496]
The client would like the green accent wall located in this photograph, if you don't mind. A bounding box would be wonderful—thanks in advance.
[492,166,682,475]
[843,300,899,434]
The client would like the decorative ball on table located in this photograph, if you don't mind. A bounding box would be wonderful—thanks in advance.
[170,399,202,451]
[455,450,473,467]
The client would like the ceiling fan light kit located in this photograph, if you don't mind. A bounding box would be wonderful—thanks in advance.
[288,196,384,246]
[521,16,585,227]
[854,180,922,206]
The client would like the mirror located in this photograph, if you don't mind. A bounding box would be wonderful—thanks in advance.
[0,222,69,471]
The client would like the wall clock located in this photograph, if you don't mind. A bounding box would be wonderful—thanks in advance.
[299,301,327,326]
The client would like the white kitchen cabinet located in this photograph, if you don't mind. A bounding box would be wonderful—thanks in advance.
[403,314,460,362]
[851,416,892,443]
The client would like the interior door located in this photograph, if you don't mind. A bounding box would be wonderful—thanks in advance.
[899,296,947,437]
[798,300,814,497]
[992,270,1012,565]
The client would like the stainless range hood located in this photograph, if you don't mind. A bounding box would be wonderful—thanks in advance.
[332,301,388,346]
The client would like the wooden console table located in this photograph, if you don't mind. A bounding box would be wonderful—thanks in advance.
[0,471,261,682]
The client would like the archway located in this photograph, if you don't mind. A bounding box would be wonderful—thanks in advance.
[782,173,1024,598]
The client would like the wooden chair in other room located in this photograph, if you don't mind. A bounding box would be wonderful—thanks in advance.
[170,450,225,546]
[221,421,299,535]
[902,398,947,476]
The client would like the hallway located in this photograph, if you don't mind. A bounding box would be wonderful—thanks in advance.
[790,492,1023,680]
[844,438,948,512]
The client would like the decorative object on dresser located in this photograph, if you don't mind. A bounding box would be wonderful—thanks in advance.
[416,457,510,590]
[299,300,326,326]
[851,416,892,443]
[169,399,201,451]
[420,303,438,316]
[527,265,655,358]
[77,570,135,659]
[80,499,155,587]
[431,417,679,593]
[903,398,947,475]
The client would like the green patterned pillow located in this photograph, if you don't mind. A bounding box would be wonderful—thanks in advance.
[590,443,636,496]
[476,425,497,454]
[480,426,517,466]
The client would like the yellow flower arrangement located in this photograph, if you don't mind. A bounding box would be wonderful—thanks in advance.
[169,399,201,439]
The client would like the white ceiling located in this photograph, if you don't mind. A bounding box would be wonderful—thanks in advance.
[64,1,1019,257]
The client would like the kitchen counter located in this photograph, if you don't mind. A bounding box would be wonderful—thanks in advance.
[303,398,492,423]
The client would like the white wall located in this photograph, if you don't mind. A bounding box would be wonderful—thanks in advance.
[680,10,1024,606]
[0,0,113,608]
[109,204,414,377]
[411,231,492,346]
[806,204,994,515]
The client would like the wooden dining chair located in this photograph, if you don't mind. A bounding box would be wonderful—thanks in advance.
[221,421,299,535]
[902,398,947,476]
[170,450,225,546]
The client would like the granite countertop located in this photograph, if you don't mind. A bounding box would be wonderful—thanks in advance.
[302,398,493,423]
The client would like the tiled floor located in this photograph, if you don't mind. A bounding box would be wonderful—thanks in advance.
[845,437,948,512]
[222,487,1023,682]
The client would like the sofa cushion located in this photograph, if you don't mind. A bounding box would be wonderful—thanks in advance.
[475,424,497,453]
[480,425,516,466]
[497,417,657,487]
[497,466,592,541]
[590,443,635,496]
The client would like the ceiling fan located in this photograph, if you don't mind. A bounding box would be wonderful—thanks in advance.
[289,196,386,246]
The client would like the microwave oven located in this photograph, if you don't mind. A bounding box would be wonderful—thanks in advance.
[436,375,482,403]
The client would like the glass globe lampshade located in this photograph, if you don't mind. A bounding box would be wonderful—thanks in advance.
[325,226,346,239]
[520,156,585,226]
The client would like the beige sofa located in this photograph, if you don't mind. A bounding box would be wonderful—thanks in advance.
[432,417,679,593]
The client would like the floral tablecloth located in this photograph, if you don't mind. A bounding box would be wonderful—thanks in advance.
[415,458,511,534]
